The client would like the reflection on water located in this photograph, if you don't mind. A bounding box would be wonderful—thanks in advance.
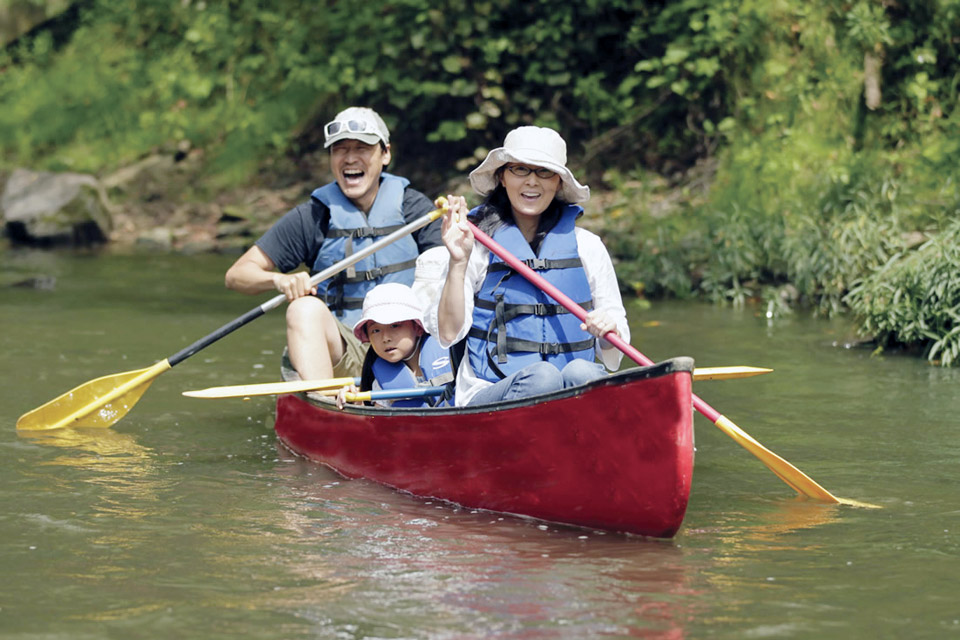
[688,498,842,545]
[4,252,960,638]
[266,449,697,639]
[18,427,178,552]
[24,427,155,472]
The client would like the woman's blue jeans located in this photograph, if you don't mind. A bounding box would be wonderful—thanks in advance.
[467,359,607,406]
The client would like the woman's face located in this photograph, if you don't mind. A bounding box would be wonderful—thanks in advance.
[367,320,421,363]
[499,164,561,222]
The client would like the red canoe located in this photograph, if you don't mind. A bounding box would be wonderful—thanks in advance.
[274,357,695,538]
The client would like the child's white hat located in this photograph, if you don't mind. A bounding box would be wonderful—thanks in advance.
[352,283,425,343]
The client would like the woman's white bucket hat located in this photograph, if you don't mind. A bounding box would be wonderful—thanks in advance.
[352,283,425,343]
[468,126,590,204]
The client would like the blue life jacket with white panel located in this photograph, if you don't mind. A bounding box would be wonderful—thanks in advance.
[311,173,418,326]
[466,204,596,382]
[371,335,454,407]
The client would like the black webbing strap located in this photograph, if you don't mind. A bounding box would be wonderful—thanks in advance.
[325,224,406,239]
[474,297,595,321]
[487,257,583,272]
[336,258,417,284]
[468,327,595,356]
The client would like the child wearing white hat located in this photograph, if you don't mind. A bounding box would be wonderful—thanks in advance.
[337,283,453,408]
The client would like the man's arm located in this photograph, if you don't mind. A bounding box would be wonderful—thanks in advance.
[225,245,316,300]
[225,246,280,294]
[225,202,320,300]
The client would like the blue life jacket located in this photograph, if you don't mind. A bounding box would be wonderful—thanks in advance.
[371,335,454,407]
[467,204,596,382]
[311,173,418,326]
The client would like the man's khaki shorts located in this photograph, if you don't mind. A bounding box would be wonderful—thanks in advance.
[332,319,368,378]
[281,319,369,380]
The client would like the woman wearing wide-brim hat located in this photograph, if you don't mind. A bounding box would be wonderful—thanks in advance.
[424,126,630,407]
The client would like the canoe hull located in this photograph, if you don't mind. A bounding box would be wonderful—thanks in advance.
[274,358,694,537]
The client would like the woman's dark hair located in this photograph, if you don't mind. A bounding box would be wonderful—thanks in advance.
[470,167,565,253]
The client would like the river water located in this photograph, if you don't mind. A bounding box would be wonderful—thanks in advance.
[2,249,959,639]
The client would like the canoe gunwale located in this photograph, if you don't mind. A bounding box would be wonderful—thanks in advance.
[291,356,695,415]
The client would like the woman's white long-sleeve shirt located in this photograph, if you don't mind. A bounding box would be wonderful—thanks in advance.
[419,228,630,406]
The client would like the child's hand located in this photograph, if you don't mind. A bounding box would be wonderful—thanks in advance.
[335,384,360,410]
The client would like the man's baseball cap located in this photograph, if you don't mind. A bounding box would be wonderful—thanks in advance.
[323,107,390,148]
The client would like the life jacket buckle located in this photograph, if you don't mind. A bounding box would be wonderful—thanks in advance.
[529,258,548,270]
[539,342,562,355]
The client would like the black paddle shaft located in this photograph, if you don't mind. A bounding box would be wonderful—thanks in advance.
[162,205,445,370]
[167,305,268,367]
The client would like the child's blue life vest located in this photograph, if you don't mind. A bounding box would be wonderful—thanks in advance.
[371,335,454,407]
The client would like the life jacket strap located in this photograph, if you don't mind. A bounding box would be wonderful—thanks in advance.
[487,257,583,272]
[474,298,594,321]
[325,224,406,239]
[335,258,417,284]
[469,327,596,356]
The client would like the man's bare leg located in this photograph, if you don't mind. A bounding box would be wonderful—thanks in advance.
[286,297,345,380]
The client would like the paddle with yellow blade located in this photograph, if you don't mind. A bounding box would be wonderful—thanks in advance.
[181,366,772,399]
[465,218,869,506]
[16,201,449,432]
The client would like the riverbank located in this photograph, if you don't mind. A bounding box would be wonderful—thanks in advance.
[4,145,957,369]
[33,144,635,255]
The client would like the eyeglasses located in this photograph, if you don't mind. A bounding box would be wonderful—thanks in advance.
[506,165,557,180]
[324,119,373,138]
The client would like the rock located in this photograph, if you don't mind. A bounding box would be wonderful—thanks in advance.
[0,273,56,290]
[135,227,173,251]
[1,168,113,247]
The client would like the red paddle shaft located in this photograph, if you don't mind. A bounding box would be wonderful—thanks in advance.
[467,221,722,422]
[464,220,851,504]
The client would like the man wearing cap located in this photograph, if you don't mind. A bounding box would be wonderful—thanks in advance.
[225,106,443,381]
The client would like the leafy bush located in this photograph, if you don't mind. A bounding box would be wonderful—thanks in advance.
[3,0,960,364]
[845,216,960,366]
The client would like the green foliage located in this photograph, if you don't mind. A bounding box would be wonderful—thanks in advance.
[3,0,960,363]
[0,0,789,180]
[846,217,960,366]
[781,162,906,316]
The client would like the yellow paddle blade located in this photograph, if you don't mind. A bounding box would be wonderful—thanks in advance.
[182,376,358,399]
[693,366,773,381]
[712,415,882,507]
[713,415,840,502]
[16,360,171,432]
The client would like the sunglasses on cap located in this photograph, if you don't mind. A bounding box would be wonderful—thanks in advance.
[506,164,557,180]
[324,119,374,138]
